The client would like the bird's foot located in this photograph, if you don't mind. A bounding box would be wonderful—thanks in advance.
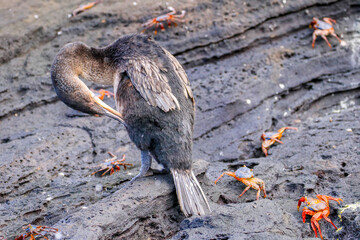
[121,150,152,189]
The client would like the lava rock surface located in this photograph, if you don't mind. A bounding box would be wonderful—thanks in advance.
[0,0,359,239]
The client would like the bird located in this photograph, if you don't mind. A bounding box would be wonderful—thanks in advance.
[51,34,211,217]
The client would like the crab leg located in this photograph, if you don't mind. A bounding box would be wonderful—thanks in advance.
[269,137,284,144]
[301,209,315,223]
[214,172,236,184]
[159,22,165,31]
[141,20,156,33]
[322,210,337,229]
[238,186,251,198]
[323,17,336,24]
[310,221,319,239]
[321,35,332,48]
[262,145,268,156]
[39,226,58,233]
[312,212,324,240]
[324,196,343,204]
[278,127,298,134]
[171,17,186,23]
[330,32,342,43]
[259,181,266,198]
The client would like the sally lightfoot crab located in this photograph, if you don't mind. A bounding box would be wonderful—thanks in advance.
[261,127,298,156]
[298,194,343,240]
[310,17,343,48]
[141,7,186,35]
[15,224,58,240]
[214,166,266,200]
[92,152,133,177]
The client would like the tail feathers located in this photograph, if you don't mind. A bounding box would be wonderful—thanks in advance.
[171,169,211,217]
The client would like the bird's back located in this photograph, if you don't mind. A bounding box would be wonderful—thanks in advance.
[106,35,195,170]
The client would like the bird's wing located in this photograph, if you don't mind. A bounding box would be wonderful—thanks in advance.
[124,53,193,112]
[162,49,194,101]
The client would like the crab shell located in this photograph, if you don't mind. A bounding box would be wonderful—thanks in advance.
[304,197,328,211]
[235,166,254,178]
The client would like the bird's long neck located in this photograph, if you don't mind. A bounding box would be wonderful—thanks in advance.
[52,43,115,94]
[77,47,115,86]
[51,42,117,115]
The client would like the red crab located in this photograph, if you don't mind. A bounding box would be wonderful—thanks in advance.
[15,224,58,240]
[91,88,114,100]
[92,152,133,177]
[141,7,186,35]
[214,166,266,200]
[261,127,298,156]
[310,17,343,48]
[298,195,343,240]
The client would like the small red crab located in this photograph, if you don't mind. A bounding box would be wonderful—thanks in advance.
[92,152,133,177]
[141,7,186,35]
[298,195,343,240]
[261,127,298,156]
[91,88,114,100]
[214,166,266,200]
[310,17,343,48]
[15,224,58,240]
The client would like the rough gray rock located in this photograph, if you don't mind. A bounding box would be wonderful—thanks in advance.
[0,0,359,239]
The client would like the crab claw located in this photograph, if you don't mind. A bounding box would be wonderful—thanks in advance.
[260,133,266,141]
[297,196,307,211]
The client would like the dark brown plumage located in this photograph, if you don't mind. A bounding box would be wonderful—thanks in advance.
[51,34,211,217]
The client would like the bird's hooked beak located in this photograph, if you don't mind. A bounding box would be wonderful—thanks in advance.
[90,92,126,125]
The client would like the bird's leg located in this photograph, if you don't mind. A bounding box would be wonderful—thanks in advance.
[128,150,152,185]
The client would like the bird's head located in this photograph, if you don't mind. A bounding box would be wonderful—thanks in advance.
[51,42,125,124]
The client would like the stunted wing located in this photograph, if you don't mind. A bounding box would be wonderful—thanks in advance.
[125,58,180,112]
[163,49,194,102]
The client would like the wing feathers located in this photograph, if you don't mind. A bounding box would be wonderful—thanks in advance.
[125,49,192,112]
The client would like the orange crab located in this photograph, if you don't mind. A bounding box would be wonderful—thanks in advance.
[141,7,186,35]
[214,166,266,200]
[310,17,343,48]
[91,88,114,100]
[15,224,58,240]
[261,127,298,156]
[92,152,133,177]
[298,195,343,240]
